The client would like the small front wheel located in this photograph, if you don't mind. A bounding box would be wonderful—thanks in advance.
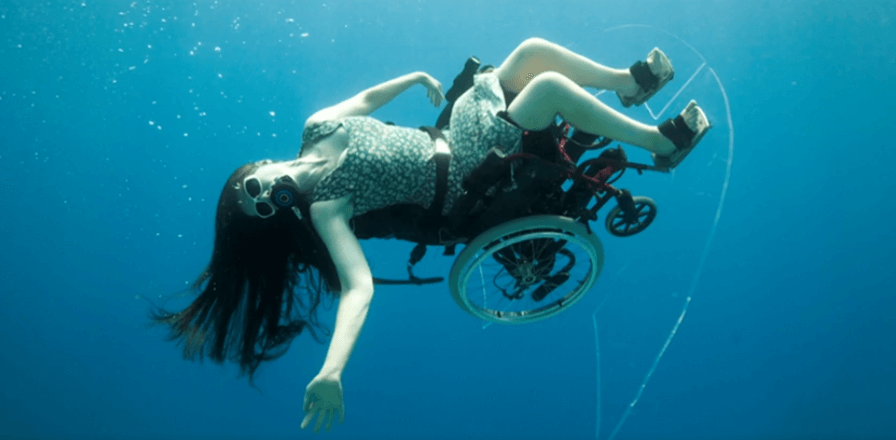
[605,196,657,237]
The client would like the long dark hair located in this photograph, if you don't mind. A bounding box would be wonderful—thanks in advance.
[152,162,341,382]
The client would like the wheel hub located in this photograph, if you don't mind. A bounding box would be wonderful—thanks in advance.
[512,261,540,286]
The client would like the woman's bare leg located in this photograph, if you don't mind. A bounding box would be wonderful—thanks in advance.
[506,71,676,155]
[496,38,674,154]
[494,38,639,97]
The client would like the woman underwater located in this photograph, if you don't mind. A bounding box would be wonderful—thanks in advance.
[153,38,710,432]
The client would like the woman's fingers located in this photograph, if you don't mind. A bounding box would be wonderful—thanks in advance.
[326,410,335,431]
[314,408,326,432]
[301,408,344,432]
[301,410,314,429]
[424,77,443,107]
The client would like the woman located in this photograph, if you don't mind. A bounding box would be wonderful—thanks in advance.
[153,38,709,432]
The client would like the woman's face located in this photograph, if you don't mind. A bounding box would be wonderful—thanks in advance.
[237,160,290,217]
[237,159,325,218]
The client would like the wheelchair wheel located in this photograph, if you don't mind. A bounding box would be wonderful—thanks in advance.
[449,215,604,324]
[605,196,657,237]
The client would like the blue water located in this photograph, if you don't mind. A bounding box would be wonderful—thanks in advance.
[2,1,894,439]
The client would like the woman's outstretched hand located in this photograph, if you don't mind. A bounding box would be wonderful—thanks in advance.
[417,72,444,107]
[301,374,345,433]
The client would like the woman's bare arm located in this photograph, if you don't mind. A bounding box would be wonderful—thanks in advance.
[300,196,371,432]
[309,196,373,378]
[305,72,443,127]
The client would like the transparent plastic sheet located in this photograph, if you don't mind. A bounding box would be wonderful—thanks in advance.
[472,25,734,438]
[576,25,735,440]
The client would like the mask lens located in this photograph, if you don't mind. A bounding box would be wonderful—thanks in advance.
[255,202,274,217]
[245,177,262,198]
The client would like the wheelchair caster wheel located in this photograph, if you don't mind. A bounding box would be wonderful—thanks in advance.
[605,196,657,237]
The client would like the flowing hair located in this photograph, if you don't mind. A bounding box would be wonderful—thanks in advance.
[151,162,341,383]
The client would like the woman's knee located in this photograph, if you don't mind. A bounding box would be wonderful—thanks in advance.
[525,71,572,97]
[507,72,570,129]
[515,37,553,56]
[499,38,559,92]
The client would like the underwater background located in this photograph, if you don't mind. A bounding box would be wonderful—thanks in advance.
[1,1,894,439]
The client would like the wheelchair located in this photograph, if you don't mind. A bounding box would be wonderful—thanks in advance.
[445,119,666,325]
[348,57,670,325]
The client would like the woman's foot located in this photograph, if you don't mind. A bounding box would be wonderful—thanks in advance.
[652,100,711,169]
[617,48,675,108]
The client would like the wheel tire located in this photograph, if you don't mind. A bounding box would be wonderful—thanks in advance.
[449,215,604,324]
[605,196,657,237]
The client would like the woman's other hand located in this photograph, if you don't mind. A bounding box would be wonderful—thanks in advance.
[301,374,345,432]
[417,72,444,107]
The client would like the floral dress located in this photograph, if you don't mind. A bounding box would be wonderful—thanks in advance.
[304,72,523,216]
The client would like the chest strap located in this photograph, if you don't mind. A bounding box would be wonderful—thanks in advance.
[419,126,451,223]
[369,127,450,287]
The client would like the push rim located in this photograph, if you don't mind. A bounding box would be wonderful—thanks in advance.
[449,215,604,324]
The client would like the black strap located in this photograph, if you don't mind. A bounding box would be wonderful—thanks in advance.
[371,243,444,286]
[657,115,695,151]
[630,60,659,92]
[437,56,482,129]
[419,126,451,226]
[369,127,451,288]
[373,276,443,286]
